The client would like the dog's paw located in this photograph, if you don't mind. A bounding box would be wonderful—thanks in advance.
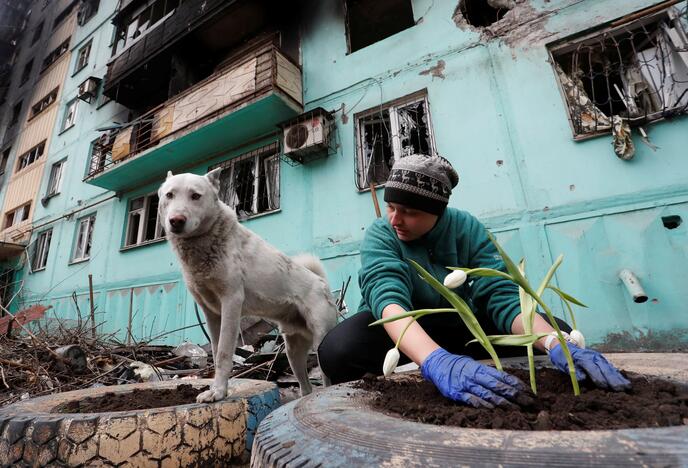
[196,386,227,403]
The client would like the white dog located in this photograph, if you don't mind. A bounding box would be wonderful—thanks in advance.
[158,169,337,403]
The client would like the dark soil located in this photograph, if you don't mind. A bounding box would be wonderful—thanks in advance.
[54,385,209,413]
[357,369,688,430]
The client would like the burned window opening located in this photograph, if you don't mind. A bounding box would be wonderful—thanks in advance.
[550,4,688,139]
[355,92,436,189]
[210,143,280,221]
[345,0,415,53]
[458,0,512,28]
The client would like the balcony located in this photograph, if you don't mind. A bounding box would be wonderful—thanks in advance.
[84,42,302,192]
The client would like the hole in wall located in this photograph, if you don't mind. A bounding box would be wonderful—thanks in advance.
[458,0,512,27]
[662,215,682,230]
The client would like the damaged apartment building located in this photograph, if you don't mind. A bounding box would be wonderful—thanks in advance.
[0,0,686,350]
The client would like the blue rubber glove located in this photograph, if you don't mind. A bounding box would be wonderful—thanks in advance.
[420,348,526,408]
[549,343,631,391]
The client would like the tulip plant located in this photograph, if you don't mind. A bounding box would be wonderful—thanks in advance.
[371,232,587,396]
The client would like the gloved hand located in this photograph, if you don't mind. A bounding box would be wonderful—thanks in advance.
[549,342,631,391]
[420,348,527,408]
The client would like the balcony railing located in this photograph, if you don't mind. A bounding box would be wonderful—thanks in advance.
[84,41,302,190]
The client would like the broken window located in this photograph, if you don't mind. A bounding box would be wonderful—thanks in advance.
[74,40,92,74]
[41,38,70,72]
[345,0,415,53]
[124,193,164,247]
[30,87,59,120]
[112,0,181,56]
[550,4,688,139]
[3,202,31,230]
[355,91,436,189]
[31,21,44,45]
[46,159,65,197]
[9,101,22,126]
[17,141,46,172]
[457,0,512,28]
[88,134,113,176]
[72,214,96,262]
[32,229,52,271]
[77,0,100,26]
[20,59,33,86]
[210,143,280,220]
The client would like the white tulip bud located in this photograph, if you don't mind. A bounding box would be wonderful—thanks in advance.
[443,270,467,288]
[382,348,400,377]
[570,329,586,349]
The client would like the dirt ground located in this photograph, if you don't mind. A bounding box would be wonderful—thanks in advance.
[358,368,688,430]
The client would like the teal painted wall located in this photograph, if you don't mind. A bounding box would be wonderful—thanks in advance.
[10,0,688,350]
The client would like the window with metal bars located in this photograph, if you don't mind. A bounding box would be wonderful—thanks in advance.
[355,90,436,189]
[210,143,280,220]
[31,229,52,271]
[87,134,113,176]
[124,193,165,247]
[549,4,688,139]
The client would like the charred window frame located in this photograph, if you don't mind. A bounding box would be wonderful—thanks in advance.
[31,21,44,45]
[549,4,688,139]
[9,101,22,127]
[17,141,46,172]
[41,38,70,72]
[345,0,415,53]
[31,229,52,272]
[53,1,77,30]
[71,214,96,263]
[78,0,100,26]
[20,59,33,86]
[124,193,165,248]
[29,87,59,120]
[209,142,281,221]
[0,148,10,176]
[355,90,437,190]
[112,0,182,56]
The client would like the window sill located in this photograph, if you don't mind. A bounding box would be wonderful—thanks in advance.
[71,65,88,78]
[58,124,75,135]
[120,237,166,252]
[68,257,90,266]
[356,182,386,194]
[31,266,46,273]
[238,208,281,222]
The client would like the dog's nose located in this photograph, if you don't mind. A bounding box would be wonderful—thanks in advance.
[169,215,186,232]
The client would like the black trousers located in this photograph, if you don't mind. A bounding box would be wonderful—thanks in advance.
[318,310,572,384]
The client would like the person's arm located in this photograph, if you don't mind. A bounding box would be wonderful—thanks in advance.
[382,304,440,364]
[510,311,557,352]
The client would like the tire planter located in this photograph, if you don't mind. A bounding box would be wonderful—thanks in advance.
[251,353,688,467]
[0,378,279,467]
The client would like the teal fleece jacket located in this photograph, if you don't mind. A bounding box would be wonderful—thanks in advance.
[358,208,520,334]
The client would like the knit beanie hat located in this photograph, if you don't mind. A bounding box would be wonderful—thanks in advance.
[383,154,459,215]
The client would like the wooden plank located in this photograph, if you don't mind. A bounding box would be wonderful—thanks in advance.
[275,52,303,105]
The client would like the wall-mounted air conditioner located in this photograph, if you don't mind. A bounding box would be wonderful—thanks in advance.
[281,108,334,164]
[77,77,101,103]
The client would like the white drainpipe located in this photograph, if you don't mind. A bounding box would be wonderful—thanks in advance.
[618,269,648,303]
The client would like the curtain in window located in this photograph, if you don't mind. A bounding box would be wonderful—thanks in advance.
[263,154,280,211]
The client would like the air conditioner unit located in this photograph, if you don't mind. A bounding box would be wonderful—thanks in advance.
[282,108,334,164]
[77,77,101,103]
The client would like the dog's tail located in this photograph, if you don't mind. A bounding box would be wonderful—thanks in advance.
[292,253,328,283]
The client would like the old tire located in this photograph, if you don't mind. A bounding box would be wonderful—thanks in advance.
[0,378,279,467]
[251,353,688,467]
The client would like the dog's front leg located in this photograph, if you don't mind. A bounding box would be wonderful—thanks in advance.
[196,291,243,403]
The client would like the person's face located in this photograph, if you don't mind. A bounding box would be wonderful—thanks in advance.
[386,202,438,242]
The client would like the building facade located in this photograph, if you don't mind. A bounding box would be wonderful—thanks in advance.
[1,0,687,349]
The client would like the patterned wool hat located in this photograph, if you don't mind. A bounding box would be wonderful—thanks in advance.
[383,154,459,215]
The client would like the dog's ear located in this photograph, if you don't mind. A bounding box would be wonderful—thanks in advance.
[206,168,223,193]
[166,170,174,180]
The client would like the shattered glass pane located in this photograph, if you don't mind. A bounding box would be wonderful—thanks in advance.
[396,100,431,157]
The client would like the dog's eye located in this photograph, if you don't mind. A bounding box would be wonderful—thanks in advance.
[191,193,201,200]
[165,192,173,199]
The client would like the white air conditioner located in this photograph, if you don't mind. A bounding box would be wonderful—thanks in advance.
[282,108,333,163]
[77,77,101,103]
